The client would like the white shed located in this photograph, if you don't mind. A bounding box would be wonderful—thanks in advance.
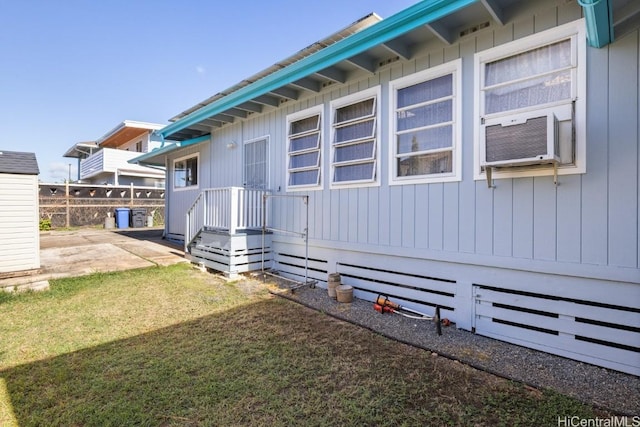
[0,150,40,275]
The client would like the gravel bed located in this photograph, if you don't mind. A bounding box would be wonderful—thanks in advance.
[271,283,640,415]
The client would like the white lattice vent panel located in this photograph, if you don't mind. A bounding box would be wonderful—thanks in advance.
[190,231,270,275]
[474,285,640,375]
[337,262,456,319]
[273,252,328,284]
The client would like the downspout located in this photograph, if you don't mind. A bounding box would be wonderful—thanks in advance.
[578,0,614,47]
[154,130,166,148]
[163,156,168,238]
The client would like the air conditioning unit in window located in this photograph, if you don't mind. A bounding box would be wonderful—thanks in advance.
[480,110,560,168]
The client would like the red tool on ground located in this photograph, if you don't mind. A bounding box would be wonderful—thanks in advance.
[373,294,449,336]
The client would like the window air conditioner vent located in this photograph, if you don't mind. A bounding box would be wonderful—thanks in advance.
[481,112,559,168]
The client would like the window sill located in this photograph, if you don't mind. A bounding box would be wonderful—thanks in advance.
[286,185,323,192]
[173,185,200,192]
[329,180,381,190]
[390,174,461,185]
[474,163,585,181]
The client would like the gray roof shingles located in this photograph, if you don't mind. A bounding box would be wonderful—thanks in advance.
[0,150,40,175]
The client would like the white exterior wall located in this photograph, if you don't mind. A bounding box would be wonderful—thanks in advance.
[244,3,636,283]
[0,173,40,273]
[120,132,148,152]
[166,145,207,240]
[169,0,639,373]
[81,148,165,186]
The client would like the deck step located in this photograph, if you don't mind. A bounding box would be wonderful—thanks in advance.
[188,229,272,276]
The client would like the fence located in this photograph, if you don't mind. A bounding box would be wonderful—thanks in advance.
[39,182,165,228]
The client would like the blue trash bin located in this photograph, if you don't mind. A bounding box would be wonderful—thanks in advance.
[115,208,130,229]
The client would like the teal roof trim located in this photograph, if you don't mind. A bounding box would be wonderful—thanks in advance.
[578,0,614,48]
[159,0,476,140]
[129,134,210,166]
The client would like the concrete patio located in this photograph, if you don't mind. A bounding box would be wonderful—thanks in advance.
[0,228,186,290]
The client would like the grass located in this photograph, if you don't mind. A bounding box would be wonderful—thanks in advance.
[0,264,610,426]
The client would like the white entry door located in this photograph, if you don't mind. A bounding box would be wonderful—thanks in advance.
[244,137,269,190]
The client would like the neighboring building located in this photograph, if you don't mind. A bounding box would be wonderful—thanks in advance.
[62,141,99,179]
[0,150,40,275]
[132,0,640,375]
[64,120,166,186]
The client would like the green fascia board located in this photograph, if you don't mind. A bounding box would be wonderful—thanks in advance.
[129,134,211,166]
[159,0,477,139]
[578,0,613,47]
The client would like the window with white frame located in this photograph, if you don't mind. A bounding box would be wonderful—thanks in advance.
[390,60,462,183]
[286,106,322,190]
[330,86,380,187]
[173,154,198,190]
[474,19,586,179]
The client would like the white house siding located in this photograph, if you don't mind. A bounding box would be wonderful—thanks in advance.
[166,145,207,241]
[258,4,639,280]
[176,0,639,373]
[0,174,40,273]
[119,133,162,155]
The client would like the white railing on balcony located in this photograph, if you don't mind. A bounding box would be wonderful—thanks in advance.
[185,187,269,250]
[80,148,163,180]
[80,149,105,178]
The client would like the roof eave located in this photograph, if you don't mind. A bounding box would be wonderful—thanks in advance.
[158,0,477,140]
[129,144,178,167]
[63,142,98,158]
[129,134,211,166]
[96,120,165,147]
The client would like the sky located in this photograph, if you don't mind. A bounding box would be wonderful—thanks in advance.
[0,0,418,182]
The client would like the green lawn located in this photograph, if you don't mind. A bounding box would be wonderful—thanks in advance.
[0,264,608,426]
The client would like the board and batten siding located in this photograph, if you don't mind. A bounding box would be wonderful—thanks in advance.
[178,0,639,283]
[241,7,637,283]
[166,145,207,240]
[0,174,40,273]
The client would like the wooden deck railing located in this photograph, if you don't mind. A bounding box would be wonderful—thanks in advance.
[185,187,268,250]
